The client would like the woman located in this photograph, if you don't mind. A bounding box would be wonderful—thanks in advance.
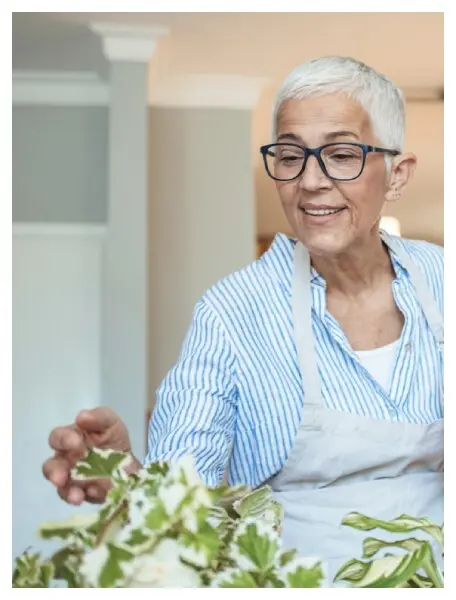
[43,56,443,580]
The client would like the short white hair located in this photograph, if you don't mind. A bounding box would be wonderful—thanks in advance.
[272,56,405,152]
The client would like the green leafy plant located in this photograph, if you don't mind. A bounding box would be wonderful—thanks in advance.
[12,449,443,588]
[334,512,444,588]
[12,450,324,588]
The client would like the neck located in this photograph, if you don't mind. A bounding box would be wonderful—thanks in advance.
[310,232,394,297]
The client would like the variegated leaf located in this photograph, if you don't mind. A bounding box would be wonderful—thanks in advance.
[233,486,273,518]
[363,536,424,559]
[72,449,131,481]
[336,541,443,588]
[38,513,99,541]
[334,558,370,583]
[342,512,443,549]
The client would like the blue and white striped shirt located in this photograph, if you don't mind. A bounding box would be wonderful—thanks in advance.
[146,233,444,488]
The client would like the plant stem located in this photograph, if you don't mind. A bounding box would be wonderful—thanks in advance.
[409,575,427,588]
[423,555,444,588]
[95,500,128,546]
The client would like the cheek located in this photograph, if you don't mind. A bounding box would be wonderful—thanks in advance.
[339,180,385,220]
[276,181,299,206]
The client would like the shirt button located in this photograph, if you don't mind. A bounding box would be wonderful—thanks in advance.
[388,407,396,417]
[404,343,411,351]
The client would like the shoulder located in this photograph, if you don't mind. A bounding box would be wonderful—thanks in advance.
[201,233,294,323]
[390,235,443,310]
[392,235,443,274]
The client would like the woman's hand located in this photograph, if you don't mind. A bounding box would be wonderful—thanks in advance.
[42,407,141,505]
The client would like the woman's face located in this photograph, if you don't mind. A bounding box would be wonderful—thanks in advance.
[275,93,415,257]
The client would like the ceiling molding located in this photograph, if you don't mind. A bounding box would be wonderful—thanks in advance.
[150,74,271,110]
[13,70,443,111]
[89,22,169,63]
[12,70,270,110]
[12,70,110,106]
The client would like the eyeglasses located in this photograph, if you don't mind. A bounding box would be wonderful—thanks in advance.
[260,142,400,182]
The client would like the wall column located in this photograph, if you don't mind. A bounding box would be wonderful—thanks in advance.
[148,75,268,407]
[91,23,167,457]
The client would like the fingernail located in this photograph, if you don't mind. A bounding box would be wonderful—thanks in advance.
[51,472,66,487]
[68,487,84,505]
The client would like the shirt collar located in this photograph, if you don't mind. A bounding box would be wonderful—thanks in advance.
[260,230,410,294]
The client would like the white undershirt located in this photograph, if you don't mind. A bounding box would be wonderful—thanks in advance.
[355,339,400,391]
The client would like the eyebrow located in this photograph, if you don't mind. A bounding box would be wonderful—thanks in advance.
[324,130,360,142]
[276,132,302,143]
[276,130,360,144]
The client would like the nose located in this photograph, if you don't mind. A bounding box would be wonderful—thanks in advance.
[298,153,332,192]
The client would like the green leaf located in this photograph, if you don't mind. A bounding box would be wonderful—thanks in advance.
[122,528,151,547]
[208,505,231,526]
[363,536,424,559]
[342,512,444,549]
[72,448,130,480]
[264,570,286,588]
[181,520,222,566]
[38,513,99,541]
[210,484,252,520]
[334,558,370,583]
[217,570,259,587]
[39,562,55,587]
[105,475,135,505]
[144,500,169,531]
[98,543,134,588]
[234,523,280,572]
[285,563,324,588]
[13,551,50,587]
[213,483,251,503]
[408,573,434,588]
[336,541,439,588]
[233,486,272,518]
[279,549,297,567]
[145,460,169,475]
[51,546,84,587]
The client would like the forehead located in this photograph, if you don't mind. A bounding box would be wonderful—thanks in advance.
[276,93,373,141]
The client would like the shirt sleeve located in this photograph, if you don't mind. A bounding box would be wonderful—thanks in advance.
[144,297,238,487]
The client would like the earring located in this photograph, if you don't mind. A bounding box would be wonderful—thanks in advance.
[391,188,401,201]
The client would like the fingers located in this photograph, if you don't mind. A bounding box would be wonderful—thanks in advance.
[57,484,85,506]
[56,481,111,505]
[48,426,85,455]
[75,407,119,433]
[44,454,112,505]
[86,481,112,504]
[42,456,72,488]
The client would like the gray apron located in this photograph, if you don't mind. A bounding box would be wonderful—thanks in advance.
[269,232,444,583]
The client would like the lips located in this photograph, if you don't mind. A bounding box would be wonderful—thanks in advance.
[299,204,347,224]
[303,207,345,216]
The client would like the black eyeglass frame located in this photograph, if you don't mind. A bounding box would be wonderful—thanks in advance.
[259,142,400,182]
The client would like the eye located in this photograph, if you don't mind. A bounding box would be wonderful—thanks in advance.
[330,152,357,161]
[280,155,301,163]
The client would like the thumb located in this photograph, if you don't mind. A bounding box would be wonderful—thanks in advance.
[75,407,119,433]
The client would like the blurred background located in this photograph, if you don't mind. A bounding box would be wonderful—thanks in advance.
[12,11,443,561]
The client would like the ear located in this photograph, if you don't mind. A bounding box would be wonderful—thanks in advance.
[385,152,417,202]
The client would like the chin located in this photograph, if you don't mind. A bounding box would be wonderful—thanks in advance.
[297,229,354,258]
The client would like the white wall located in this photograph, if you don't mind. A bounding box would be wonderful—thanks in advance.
[12,225,103,562]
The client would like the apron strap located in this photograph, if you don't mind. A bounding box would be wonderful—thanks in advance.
[380,231,444,352]
[292,242,323,407]
[292,234,444,410]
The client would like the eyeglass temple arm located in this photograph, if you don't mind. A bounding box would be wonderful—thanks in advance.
[370,146,400,156]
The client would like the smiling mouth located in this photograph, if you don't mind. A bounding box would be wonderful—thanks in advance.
[302,207,346,216]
